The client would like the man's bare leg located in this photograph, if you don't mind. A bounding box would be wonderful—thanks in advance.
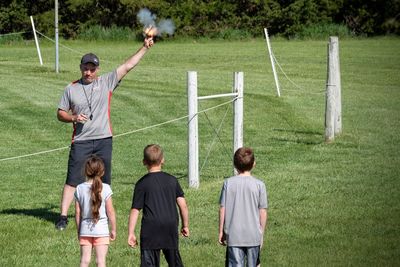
[55,184,76,230]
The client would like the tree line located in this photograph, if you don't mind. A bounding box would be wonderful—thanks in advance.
[1,0,399,40]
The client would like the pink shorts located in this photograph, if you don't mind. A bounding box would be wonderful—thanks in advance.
[79,236,110,246]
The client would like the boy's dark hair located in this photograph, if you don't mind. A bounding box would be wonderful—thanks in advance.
[143,144,164,166]
[233,147,255,173]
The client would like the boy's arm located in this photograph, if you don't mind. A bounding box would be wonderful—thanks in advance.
[128,208,140,247]
[75,201,81,238]
[218,206,226,245]
[259,208,268,247]
[106,197,117,241]
[177,197,189,237]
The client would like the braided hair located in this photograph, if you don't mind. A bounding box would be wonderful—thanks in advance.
[84,155,105,223]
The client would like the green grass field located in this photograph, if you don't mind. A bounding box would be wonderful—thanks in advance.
[0,37,399,266]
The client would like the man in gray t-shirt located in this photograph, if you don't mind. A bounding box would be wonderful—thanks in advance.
[55,37,154,231]
[219,147,268,267]
[58,70,119,142]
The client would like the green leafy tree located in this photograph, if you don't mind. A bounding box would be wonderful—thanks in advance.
[0,0,29,35]
[340,0,400,35]
[0,0,398,39]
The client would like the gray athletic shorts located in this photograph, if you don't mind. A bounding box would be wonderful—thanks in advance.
[66,137,112,187]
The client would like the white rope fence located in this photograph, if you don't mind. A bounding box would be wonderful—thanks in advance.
[199,103,231,175]
[1,27,238,165]
[0,31,29,37]
[35,30,86,56]
[34,29,162,69]
[264,27,324,96]
[0,146,70,162]
[272,53,325,95]
[35,30,114,66]
[272,53,304,90]
[0,98,236,162]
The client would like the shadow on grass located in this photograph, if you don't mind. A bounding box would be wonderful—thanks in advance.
[272,128,324,145]
[273,128,323,136]
[0,204,63,224]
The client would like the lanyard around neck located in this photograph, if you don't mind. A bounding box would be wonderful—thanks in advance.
[81,79,94,120]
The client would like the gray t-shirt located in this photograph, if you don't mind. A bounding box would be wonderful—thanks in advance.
[74,182,113,237]
[219,175,268,247]
[58,70,119,142]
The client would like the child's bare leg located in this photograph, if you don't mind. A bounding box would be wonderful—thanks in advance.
[94,244,109,267]
[80,245,92,267]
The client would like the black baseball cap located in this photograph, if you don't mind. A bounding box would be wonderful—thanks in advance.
[81,53,100,66]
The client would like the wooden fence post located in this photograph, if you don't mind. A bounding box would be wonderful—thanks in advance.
[325,37,339,143]
[332,37,342,135]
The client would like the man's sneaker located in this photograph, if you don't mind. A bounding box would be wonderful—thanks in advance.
[55,216,68,230]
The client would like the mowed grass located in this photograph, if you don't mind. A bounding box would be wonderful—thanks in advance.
[0,37,399,266]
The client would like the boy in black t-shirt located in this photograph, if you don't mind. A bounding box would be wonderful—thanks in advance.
[128,144,189,267]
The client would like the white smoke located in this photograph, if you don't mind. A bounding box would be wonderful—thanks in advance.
[137,8,156,27]
[158,19,176,35]
[137,8,175,36]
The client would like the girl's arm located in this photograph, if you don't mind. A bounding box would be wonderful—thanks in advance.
[105,197,117,241]
[75,201,81,238]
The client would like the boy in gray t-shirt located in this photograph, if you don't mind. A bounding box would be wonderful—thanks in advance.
[219,147,268,267]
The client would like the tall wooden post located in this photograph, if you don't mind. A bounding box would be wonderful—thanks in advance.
[325,36,340,143]
[332,37,342,135]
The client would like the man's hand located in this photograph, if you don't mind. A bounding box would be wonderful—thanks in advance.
[74,114,88,124]
[144,37,154,49]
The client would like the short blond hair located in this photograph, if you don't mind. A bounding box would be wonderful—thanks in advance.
[143,144,163,167]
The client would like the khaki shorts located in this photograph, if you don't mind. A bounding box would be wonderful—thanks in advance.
[79,236,110,246]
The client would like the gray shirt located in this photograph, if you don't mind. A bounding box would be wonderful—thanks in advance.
[219,175,268,247]
[58,70,119,142]
[74,182,113,237]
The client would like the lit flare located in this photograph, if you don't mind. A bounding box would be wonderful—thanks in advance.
[143,26,158,38]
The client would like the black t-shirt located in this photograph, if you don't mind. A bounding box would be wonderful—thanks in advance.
[131,171,185,249]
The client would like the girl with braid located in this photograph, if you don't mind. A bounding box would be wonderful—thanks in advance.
[75,155,116,267]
